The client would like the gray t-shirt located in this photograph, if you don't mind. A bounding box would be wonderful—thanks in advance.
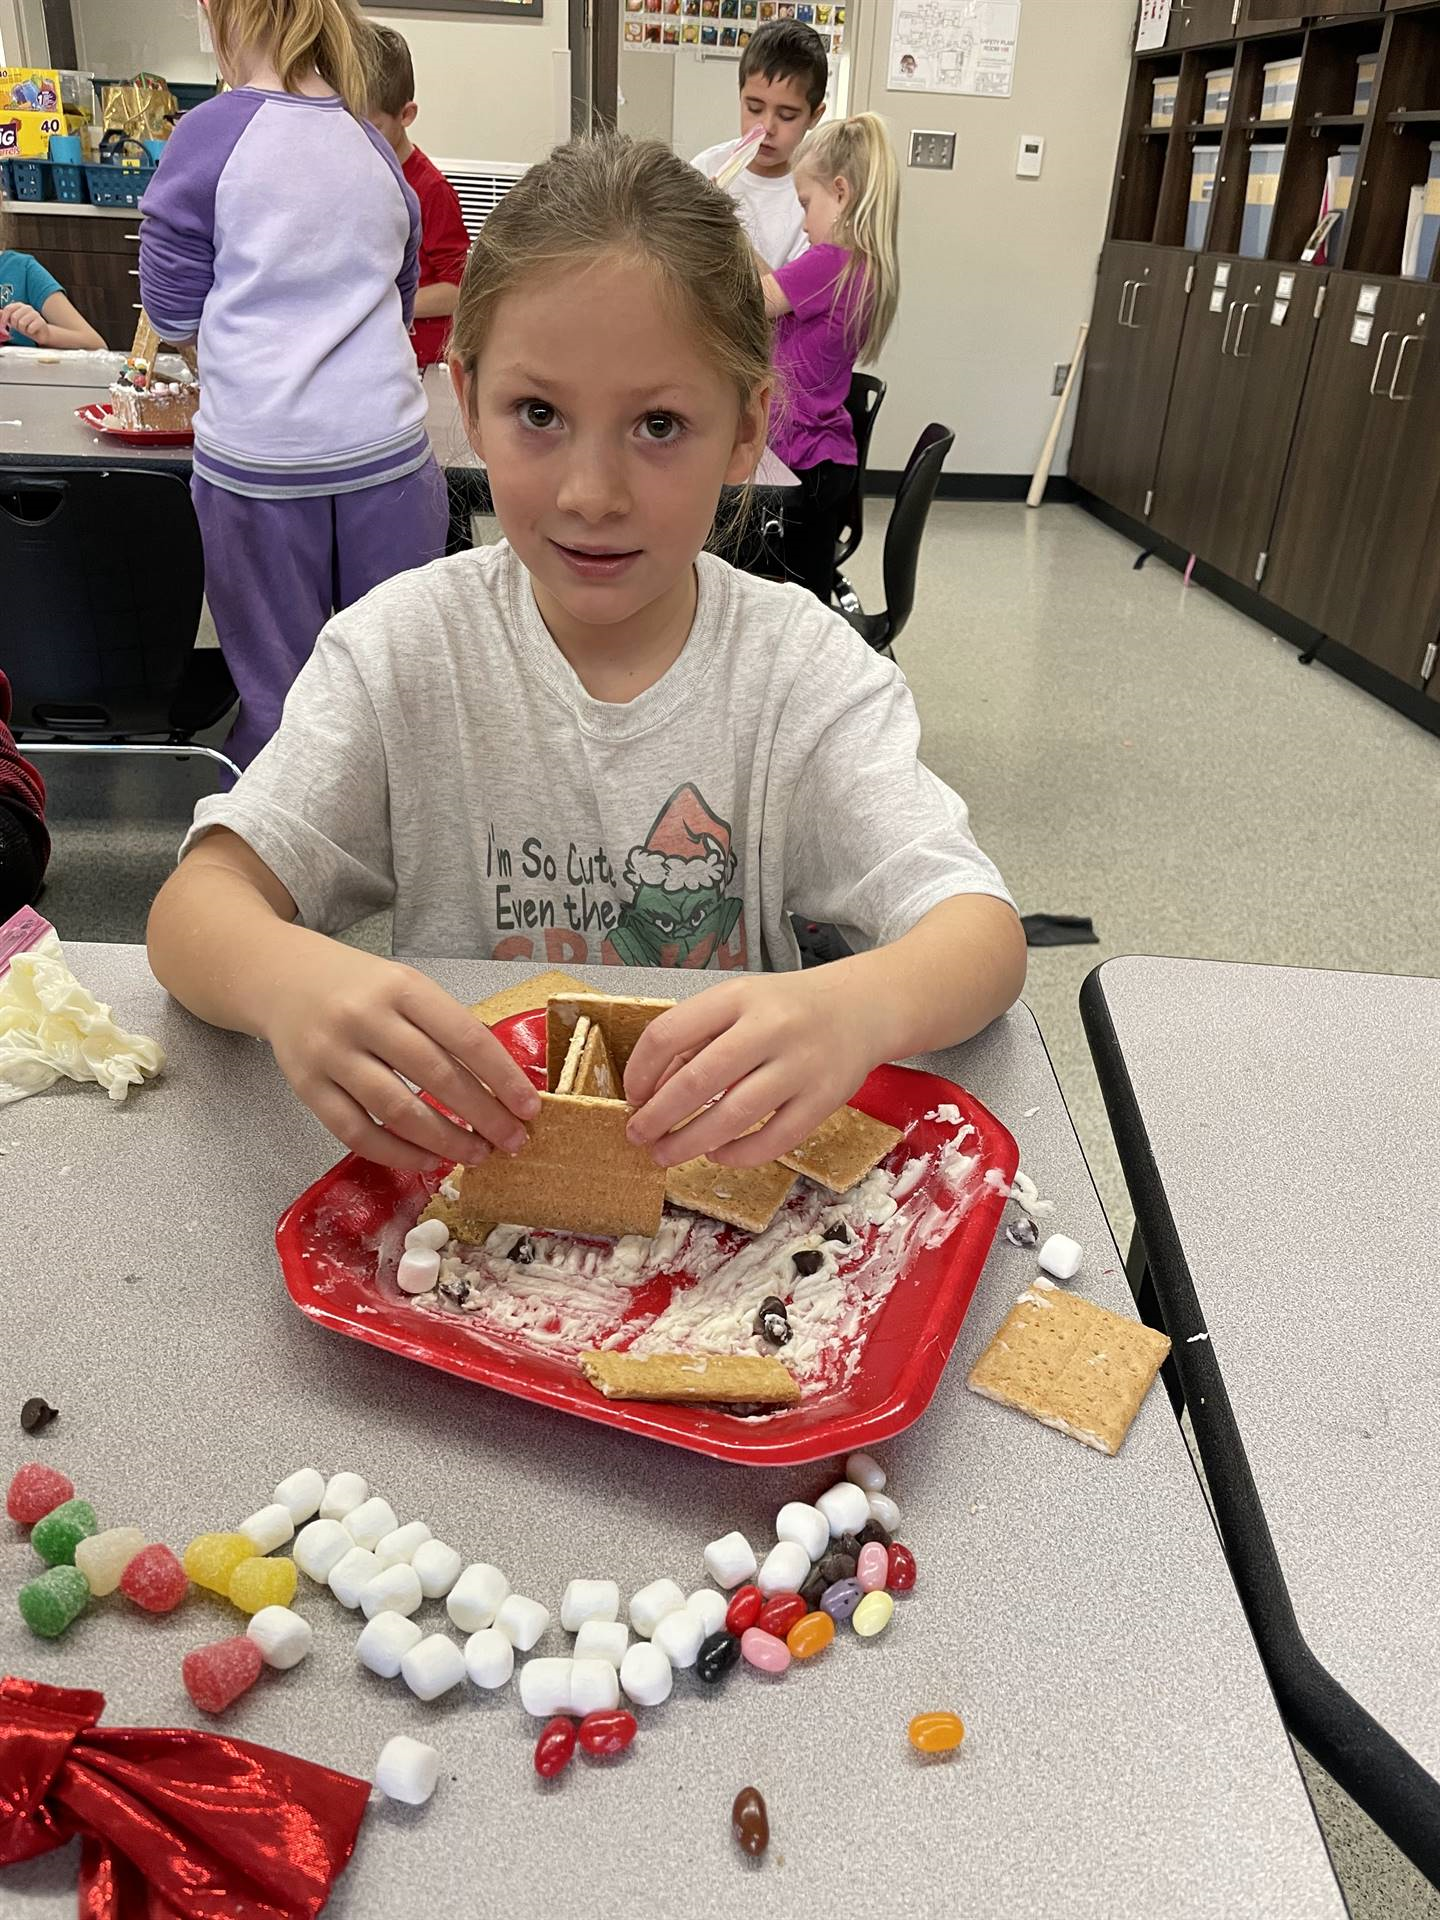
[184,541,1014,971]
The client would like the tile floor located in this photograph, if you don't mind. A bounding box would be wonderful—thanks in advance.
[22,501,1440,1916]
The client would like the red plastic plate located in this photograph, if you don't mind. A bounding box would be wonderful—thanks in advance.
[277,1010,1018,1466]
[74,401,194,446]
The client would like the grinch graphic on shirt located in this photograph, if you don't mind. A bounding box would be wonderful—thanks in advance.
[603,784,747,969]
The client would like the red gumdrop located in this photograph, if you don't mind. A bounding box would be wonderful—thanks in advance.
[725,1584,763,1635]
[756,1592,806,1639]
[887,1542,917,1593]
[120,1544,189,1612]
[183,1636,263,1714]
[534,1716,577,1779]
[577,1709,637,1758]
[6,1462,74,1527]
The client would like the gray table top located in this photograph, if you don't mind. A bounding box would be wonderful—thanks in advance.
[1090,955,1440,1795]
[0,951,1341,1919]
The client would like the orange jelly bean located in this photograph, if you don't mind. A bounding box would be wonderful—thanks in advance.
[909,1711,965,1754]
[785,1610,835,1660]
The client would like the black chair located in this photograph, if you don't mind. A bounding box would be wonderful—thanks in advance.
[836,422,955,656]
[0,467,239,782]
[834,371,887,573]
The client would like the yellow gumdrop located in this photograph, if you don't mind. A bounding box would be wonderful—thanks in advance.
[183,1532,254,1596]
[229,1555,298,1615]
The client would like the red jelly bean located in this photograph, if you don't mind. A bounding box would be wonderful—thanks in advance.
[725,1584,763,1635]
[578,1709,637,1757]
[756,1592,806,1638]
[6,1462,74,1527]
[183,1635,263,1714]
[534,1716,577,1779]
[887,1542,917,1593]
[120,1544,189,1613]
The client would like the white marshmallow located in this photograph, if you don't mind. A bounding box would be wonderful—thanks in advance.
[447,1563,510,1633]
[702,1531,756,1589]
[237,1503,294,1554]
[816,1481,870,1539]
[686,1589,727,1639]
[1038,1234,1083,1282]
[845,1450,887,1493]
[375,1734,440,1807]
[412,1539,463,1600]
[775,1501,829,1563]
[560,1578,620,1632]
[464,1627,515,1690]
[405,1217,450,1252]
[629,1578,686,1638]
[329,1547,381,1609]
[757,1540,810,1596]
[401,1634,467,1702]
[519,1656,574,1717]
[494,1593,550,1651]
[397,1247,442,1295]
[867,1491,901,1533]
[356,1611,423,1678]
[319,1472,368,1521]
[571,1657,621,1715]
[294,1518,353,1583]
[359,1563,423,1620]
[246,1605,313,1670]
[375,1521,432,1570]
[620,1640,673,1707]
[344,1497,400,1550]
[272,1468,326,1524]
[652,1606,705,1670]
[573,1619,629,1667]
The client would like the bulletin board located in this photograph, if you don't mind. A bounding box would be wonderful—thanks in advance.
[622,0,845,58]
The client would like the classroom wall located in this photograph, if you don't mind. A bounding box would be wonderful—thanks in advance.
[365,9,569,163]
[619,45,676,145]
[72,0,217,82]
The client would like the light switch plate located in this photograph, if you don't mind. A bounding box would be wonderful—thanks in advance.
[909,130,956,170]
[1017,134,1044,178]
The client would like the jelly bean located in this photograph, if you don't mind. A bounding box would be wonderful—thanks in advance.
[820,1577,862,1623]
[6,1461,73,1526]
[845,1450,886,1492]
[184,1532,253,1596]
[756,1592,805,1638]
[857,1542,889,1592]
[697,1629,742,1684]
[534,1716,577,1780]
[183,1636,263,1714]
[852,1589,894,1638]
[887,1543,917,1593]
[816,1550,857,1587]
[858,1519,892,1552]
[867,1492,902,1533]
[740,1627,790,1674]
[120,1544,188,1613]
[578,1709,637,1757]
[726,1584,762,1634]
[31,1498,98,1567]
[785,1610,835,1660]
[731,1785,769,1859]
[909,1711,965,1754]
[19,1565,89,1638]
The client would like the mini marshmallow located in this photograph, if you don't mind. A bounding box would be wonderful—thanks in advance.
[329,1547,381,1610]
[845,1451,887,1493]
[573,1619,629,1667]
[246,1605,313,1671]
[447,1563,509,1633]
[405,1218,450,1252]
[356,1610,423,1679]
[629,1578,686,1638]
[396,1247,441,1295]
[560,1578,620,1633]
[494,1593,550,1651]
[237,1503,294,1555]
[757,1540,810,1596]
[401,1634,467,1702]
[272,1468,326,1524]
[319,1472,368,1521]
[867,1491,901,1533]
[464,1627,515,1690]
[375,1734,439,1807]
[375,1521,432,1570]
[344,1497,399,1551]
[359,1563,423,1620]
[702,1531,757,1590]
[816,1481,870,1539]
[775,1501,829,1563]
[294,1518,352,1583]
[1038,1234,1083,1282]
[571,1657,621,1716]
[412,1539,463,1600]
[519,1656,574,1717]
[652,1606,705,1670]
[686,1589,727,1639]
[620,1640,673,1708]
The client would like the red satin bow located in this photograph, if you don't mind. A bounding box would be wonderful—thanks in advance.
[0,1676,370,1919]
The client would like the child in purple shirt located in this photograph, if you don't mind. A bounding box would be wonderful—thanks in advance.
[140,0,447,770]
[760,114,901,604]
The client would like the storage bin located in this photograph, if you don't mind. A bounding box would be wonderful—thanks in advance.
[1261,57,1300,123]
[1187,145,1219,251]
[1241,142,1285,258]
[7,157,49,201]
[1354,55,1377,116]
[1151,73,1178,129]
[1417,142,1440,278]
[1203,66,1233,127]
[81,160,155,207]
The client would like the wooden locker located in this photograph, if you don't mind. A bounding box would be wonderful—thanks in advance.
[1168,0,1245,46]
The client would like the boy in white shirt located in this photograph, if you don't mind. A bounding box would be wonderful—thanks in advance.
[692,20,828,270]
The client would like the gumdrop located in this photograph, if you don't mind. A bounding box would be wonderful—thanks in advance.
[183,1531,254,1596]
[228,1555,298,1615]
[19,1564,90,1638]
[74,1526,146,1596]
[31,1497,98,1566]
[7,1462,75,1527]
[183,1635,263,1713]
[120,1543,189,1613]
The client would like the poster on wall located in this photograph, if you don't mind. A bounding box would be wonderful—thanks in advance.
[1134,0,1171,53]
[621,0,845,58]
[886,0,1019,97]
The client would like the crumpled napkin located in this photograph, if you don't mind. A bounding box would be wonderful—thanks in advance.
[0,908,164,1106]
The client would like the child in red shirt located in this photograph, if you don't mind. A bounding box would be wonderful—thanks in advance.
[367,26,470,368]
[0,670,49,916]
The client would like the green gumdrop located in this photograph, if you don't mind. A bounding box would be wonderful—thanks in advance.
[31,1497,99,1567]
[19,1564,91,1637]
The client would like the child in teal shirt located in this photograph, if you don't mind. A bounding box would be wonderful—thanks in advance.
[0,246,105,350]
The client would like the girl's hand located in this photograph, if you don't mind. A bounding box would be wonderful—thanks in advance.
[1,302,49,345]
[623,971,885,1169]
[260,944,541,1172]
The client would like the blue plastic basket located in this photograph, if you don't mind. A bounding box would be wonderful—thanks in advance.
[8,158,50,202]
[49,162,84,203]
[82,161,156,208]
[0,160,13,199]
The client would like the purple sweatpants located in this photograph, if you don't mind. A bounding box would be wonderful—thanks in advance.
[192,458,447,770]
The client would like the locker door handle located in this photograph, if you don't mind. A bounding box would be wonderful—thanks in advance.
[1220,300,1240,355]
[1388,333,1420,401]
[1369,330,1399,396]
[1118,279,1135,325]
[1232,303,1256,358]
[1128,281,1147,329]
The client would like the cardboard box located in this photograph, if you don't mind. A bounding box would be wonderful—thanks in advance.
[0,69,86,158]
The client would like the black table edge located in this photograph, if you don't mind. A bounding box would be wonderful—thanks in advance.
[1080,960,1440,1892]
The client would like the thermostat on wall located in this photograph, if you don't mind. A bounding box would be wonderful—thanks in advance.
[1017,134,1044,178]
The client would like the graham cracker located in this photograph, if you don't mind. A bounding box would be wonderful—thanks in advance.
[420,1182,494,1249]
[580,1350,800,1406]
[546,993,673,1089]
[665,1155,796,1233]
[573,1021,618,1100]
[779,1104,904,1193]
[554,1015,593,1095]
[966,1283,1171,1456]
[454,1092,665,1239]
[469,970,592,1029]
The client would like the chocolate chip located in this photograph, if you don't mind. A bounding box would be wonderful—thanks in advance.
[823,1222,853,1246]
[1005,1217,1040,1250]
[438,1272,470,1306]
[792,1249,825,1276]
[858,1518,892,1550]
[20,1397,57,1434]
[754,1295,792,1347]
[508,1235,535,1265]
